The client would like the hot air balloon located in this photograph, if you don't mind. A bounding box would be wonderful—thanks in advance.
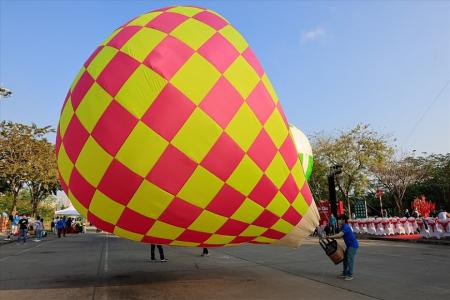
[289,124,314,181]
[56,5,319,248]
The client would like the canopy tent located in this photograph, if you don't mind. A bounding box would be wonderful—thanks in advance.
[55,205,80,216]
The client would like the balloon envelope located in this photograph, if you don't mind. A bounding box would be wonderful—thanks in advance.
[56,6,319,247]
[289,124,314,181]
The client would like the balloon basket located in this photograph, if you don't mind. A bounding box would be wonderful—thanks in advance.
[319,238,344,265]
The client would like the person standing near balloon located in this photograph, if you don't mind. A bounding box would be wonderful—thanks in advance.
[327,215,359,281]
[150,244,167,262]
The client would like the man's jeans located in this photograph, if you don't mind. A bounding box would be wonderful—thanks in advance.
[343,246,357,276]
[18,229,27,243]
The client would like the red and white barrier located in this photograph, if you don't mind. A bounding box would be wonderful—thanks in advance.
[348,217,450,239]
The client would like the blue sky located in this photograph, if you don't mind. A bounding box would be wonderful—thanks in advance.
[1,0,449,154]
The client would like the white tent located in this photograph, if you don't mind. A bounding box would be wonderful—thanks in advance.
[55,205,80,216]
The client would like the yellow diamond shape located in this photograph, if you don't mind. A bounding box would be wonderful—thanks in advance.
[115,65,167,118]
[264,109,289,148]
[114,227,143,241]
[225,103,261,151]
[147,221,184,239]
[224,56,260,98]
[127,180,173,219]
[127,12,162,26]
[266,192,290,217]
[171,18,215,49]
[205,234,235,245]
[271,219,293,234]
[172,108,222,163]
[219,25,248,53]
[121,27,167,62]
[291,160,305,188]
[230,199,264,223]
[57,145,74,185]
[75,137,113,187]
[75,83,112,133]
[253,236,274,243]
[86,46,118,79]
[59,101,74,137]
[226,155,263,195]
[116,122,168,177]
[261,73,279,104]
[292,193,309,216]
[188,210,227,233]
[178,166,224,208]
[170,53,221,104]
[240,224,266,236]
[89,190,125,225]
[265,152,290,189]
[170,240,199,247]
[167,6,203,17]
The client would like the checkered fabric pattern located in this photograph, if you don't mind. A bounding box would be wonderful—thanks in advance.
[56,5,314,247]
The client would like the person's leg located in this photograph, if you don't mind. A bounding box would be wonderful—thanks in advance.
[202,248,209,256]
[57,228,62,238]
[346,247,357,278]
[157,245,165,260]
[342,248,349,276]
[151,244,156,260]
[23,229,27,243]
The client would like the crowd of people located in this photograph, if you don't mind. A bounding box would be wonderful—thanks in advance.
[1,212,86,243]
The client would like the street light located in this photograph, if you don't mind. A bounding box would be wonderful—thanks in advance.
[0,86,13,121]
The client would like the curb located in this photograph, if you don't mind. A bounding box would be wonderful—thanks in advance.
[360,236,450,246]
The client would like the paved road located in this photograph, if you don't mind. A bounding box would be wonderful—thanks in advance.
[0,231,448,299]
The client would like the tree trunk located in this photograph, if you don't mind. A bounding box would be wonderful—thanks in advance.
[31,200,39,218]
[9,191,18,215]
[394,197,402,216]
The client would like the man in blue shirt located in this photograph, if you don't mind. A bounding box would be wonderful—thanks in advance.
[328,215,359,281]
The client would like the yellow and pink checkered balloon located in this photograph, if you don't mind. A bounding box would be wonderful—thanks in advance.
[56,6,319,247]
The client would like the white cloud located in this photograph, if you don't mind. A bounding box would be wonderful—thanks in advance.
[301,27,326,43]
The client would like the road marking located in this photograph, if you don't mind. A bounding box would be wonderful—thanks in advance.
[104,234,109,273]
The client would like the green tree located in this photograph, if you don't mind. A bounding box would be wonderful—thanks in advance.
[371,155,425,214]
[312,124,393,216]
[0,121,54,214]
[26,139,60,217]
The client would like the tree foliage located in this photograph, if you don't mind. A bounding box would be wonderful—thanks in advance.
[0,121,58,216]
[311,124,393,216]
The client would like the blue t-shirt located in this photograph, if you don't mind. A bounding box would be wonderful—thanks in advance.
[56,219,66,229]
[342,223,359,249]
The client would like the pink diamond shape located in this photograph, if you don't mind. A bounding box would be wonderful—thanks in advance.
[193,11,228,30]
[177,229,211,243]
[146,12,188,33]
[206,184,246,218]
[199,77,243,129]
[300,183,313,205]
[69,168,95,208]
[97,160,143,206]
[282,206,302,226]
[247,129,277,171]
[279,135,298,169]
[247,82,275,124]
[280,174,300,203]
[144,36,194,80]
[242,47,264,77]
[252,210,279,228]
[63,115,89,163]
[91,101,138,156]
[146,145,197,195]
[116,208,155,234]
[201,132,245,181]
[71,71,94,110]
[158,198,202,228]
[198,33,239,73]
[216,219,249,236]
[97,52,140,97]
[141,84,196,141]
[88,212,115,233]
[262,229,285,239]
[107,26,141,49]
[248,175,278,208]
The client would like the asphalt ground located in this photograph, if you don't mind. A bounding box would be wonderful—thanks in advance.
[0,231,449,300]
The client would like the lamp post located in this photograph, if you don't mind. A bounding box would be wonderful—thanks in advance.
[0,86,13,121]
[328,164,342,219]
